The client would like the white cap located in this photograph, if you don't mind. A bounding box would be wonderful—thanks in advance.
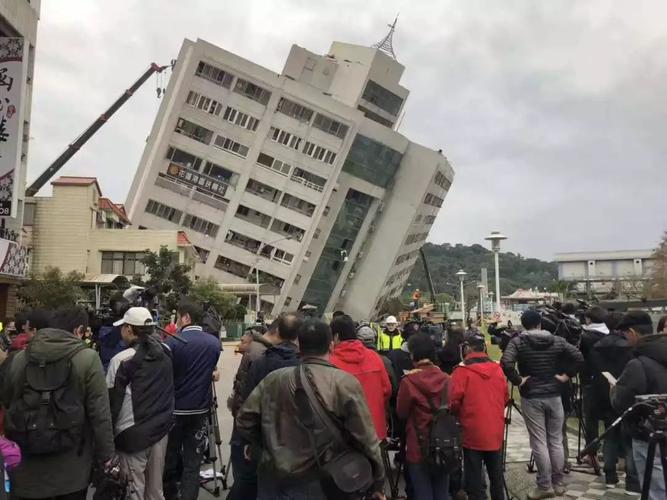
[113,307,155,327]
[385,315,398,324]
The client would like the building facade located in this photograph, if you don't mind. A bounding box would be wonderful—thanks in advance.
[125,36,454,320]
[24,177,198,280]
[555,249,655,298]
[0,0,40,317]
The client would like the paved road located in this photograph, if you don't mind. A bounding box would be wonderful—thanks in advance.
[202,346,638,500]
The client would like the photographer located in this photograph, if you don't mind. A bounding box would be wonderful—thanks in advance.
[500,310,583,500]
[611,311,667,499]
[449,333,508,500]
[107,307,174,500]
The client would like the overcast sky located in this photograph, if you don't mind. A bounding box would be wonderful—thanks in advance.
[27,0,667,260]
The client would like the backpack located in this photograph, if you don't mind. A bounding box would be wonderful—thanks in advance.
[410,380,461,474]
[5,344,86,456]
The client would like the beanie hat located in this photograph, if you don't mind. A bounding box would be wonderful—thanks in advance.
[356,326,376,347]
[617,311,653,334]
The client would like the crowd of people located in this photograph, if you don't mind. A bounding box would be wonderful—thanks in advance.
[0,300,664,500]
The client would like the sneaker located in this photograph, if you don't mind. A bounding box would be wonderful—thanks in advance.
[624,490,640,496]
[554,484,567,496]
[527,487,555,499]
[606,477,620,489]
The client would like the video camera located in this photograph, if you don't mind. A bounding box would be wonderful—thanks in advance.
[634,394,667,433]
[489,322,520,351]
[532,304,584,345]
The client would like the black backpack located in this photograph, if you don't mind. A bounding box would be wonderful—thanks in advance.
[410,381,462,473]
[5,344,87,455]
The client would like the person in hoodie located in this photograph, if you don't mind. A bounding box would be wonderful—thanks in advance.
[226,320,278,500]
[356,324,398,396]
[331,314,391,440]
[501,310,583,500]
[2,307,114,500]
[163,299,221,500]
[396,333,451,500]
[611,311,667,499]
[107,307,174,500]
[450,333,508,500]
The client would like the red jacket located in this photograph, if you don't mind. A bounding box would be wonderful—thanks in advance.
[396,363,450,464]
[331,340,391,439]
[449,352,509,451]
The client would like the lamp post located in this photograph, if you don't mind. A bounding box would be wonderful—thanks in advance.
[254,235,293,316]
[477,283,485,326]
[485,231,507,312]
[456,269,467,324]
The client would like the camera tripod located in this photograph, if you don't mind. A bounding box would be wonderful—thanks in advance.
[501,384,522,500]
[200,383,231,497]
[571,380,601,476]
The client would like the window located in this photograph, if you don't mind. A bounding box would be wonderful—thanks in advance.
[166,146,202,170]
[434,170,452,190]
[271,219,305,241]
[225,230,262,253]
[272,249,294,265]
[193,246,210,263]
[182,213,219,237]
[101,252,146,276]
[269,127,302,150]
[291,168,326,192]
[424,215,436,225]
[276,97,314,122]
[233,78,271,105]
[145,199,183,223]
[202,161,237,186]
[280,193,316,217]
[175,118,214,145]
[235,204,271,228]
[223,106,260,131]
[312,113,348,139]
[185,91,223,116]
[195,61,234,88]
[342,134,402,188]
[245,178,281,202]
[215,256,251,278]
[256,152,292,176]
[302,141,336,165]
[357,105,394,128]
[361,80,403,116]
[415,214,422,224]
[424,193,444,208]
[213,135,250,158]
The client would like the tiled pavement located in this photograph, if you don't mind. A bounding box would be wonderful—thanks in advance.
[505,408,639,500]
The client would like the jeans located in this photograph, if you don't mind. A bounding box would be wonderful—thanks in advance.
[163,413,208,500]
[227,442,258,500]
[463,448,504,500]
[119,434,169,500]
[599,418,622,481]
[522,396,565,490]
[257,478,326,500]
[632,439,666,500]
[406,463,450,500]
[13,489,88,500]
[622,427,641,492]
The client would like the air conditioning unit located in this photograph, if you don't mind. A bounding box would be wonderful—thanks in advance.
[225,231,233,241]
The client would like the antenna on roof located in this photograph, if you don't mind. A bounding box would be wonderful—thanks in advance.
[371,15,399,60]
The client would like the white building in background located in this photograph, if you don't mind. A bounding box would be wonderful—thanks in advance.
[126,28,454,320]
[0,0,40,317]
[555,249,656,297]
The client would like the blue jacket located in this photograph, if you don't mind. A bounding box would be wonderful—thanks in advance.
[167,325,221,414]
[243,341,299,401]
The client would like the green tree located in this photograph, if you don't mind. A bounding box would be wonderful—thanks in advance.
[190,277,246,320]
[379,297,406,317]
[18,267,86,310]
[139,246,192,313]
[649,231,667,298]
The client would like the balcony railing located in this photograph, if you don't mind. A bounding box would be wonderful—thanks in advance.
[290,174,324,192]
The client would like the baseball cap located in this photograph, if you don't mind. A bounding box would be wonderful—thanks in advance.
[356,325,376,347]
[385,315,398,324]
[113,307,155,327]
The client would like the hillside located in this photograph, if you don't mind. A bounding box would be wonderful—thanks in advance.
[407,243,558,300]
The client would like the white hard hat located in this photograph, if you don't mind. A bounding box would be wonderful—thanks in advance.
[385,315,398,324]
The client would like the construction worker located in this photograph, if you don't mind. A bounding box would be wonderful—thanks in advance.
[378,316,402,353]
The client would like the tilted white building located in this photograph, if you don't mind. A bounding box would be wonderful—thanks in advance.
[126,31,454,319]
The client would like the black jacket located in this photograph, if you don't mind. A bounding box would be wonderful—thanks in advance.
[387,345,413,382]
[244,341,299,400]
[108,336,174,453]
[501,330,584,399]
[579,327,608,385]
[611,334,667,440]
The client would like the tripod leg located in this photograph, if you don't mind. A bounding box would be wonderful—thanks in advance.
[640,438,657,500]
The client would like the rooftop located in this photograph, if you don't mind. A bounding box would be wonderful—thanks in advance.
[555,249,655,262]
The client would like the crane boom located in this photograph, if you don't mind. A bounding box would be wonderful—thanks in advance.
[419,247,437,303]
[25,62,168,197]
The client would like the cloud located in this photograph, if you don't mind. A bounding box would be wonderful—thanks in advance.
[28,0,667,260]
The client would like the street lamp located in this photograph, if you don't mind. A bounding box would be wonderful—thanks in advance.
[485,231,507,312]
[254,235,293,315]
[456,269,467,324]
[477,283,485,326]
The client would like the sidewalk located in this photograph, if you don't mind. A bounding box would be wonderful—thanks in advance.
[505,410,637,500]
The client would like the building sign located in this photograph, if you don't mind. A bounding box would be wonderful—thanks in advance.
[166,163,229,199]
[0,238,28,278]
[0,38,26,217]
